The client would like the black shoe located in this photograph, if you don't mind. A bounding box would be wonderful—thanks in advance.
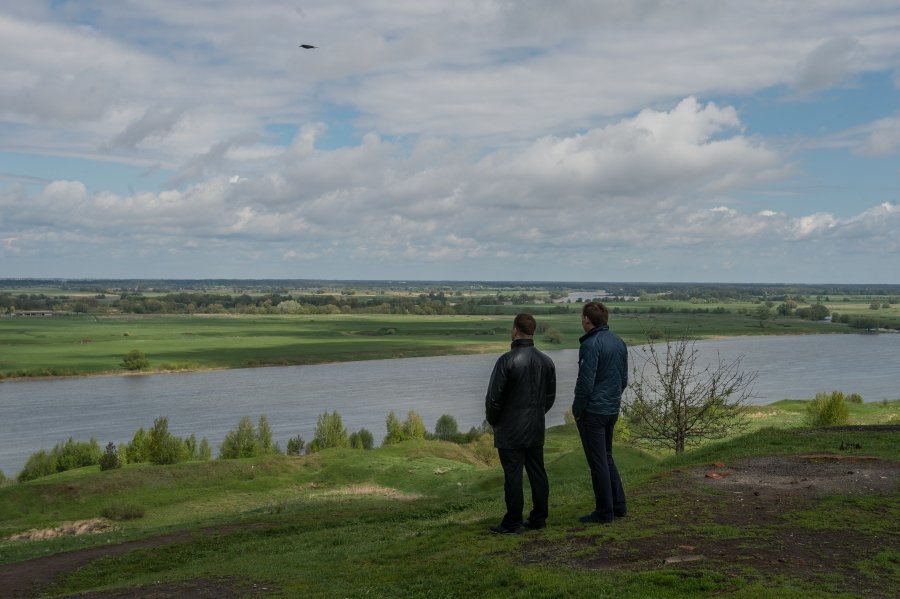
[490,523,524,535]
[578,513,614,524]
[523,519,546,530]
[614,510,627,518]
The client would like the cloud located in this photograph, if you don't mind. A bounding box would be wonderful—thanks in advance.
[0,97,803,262]
[794,37,864,94]
[856,115,900,155]
[108,105,186,150]
[2,2,900,281]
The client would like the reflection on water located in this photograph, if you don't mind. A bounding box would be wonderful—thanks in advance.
[1,333,898,476]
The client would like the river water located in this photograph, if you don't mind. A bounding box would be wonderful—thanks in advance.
[1,333,898,477]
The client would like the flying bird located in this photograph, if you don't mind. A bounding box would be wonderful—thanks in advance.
[299,44,317,49]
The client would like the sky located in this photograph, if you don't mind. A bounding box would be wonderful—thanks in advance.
[1,1,899,283]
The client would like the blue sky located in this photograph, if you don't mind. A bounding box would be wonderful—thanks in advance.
[1,1,899,283]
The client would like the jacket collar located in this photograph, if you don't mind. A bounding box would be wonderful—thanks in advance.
[579,324,609,344]
[511,338,535,349]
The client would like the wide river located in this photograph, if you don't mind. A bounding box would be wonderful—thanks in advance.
[2,333,898,477]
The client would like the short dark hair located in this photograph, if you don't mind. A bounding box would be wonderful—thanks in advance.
[514,313,537,336]
[582,301,609,327]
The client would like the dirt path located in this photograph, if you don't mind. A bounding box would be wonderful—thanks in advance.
[0,525,276,598]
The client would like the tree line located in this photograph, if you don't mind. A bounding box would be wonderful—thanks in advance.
[1,291,573,316]
[12,411,494,483]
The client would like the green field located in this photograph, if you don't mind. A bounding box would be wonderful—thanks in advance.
[0,309,844,379]
[1,400,897,598]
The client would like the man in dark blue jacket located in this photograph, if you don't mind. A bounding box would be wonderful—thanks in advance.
[573,301,628,524]
[486,313,556,534]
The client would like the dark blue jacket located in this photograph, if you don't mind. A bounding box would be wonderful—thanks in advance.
[486,339,556,449]
[573,325,628,417]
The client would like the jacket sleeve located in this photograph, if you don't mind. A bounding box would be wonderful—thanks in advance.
[485,357,508,426]
[545,361,556,414]
[572,341,596,418]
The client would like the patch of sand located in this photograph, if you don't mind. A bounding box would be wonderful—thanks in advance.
[7,518,114,542]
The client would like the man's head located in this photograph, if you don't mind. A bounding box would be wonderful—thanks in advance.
[513,313,537,339]
[581,301,609,330]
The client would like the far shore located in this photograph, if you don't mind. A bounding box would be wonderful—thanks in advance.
[2,329,877,384]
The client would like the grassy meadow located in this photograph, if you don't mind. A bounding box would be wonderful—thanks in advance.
[1,400,898,598]
[0,306,846,380]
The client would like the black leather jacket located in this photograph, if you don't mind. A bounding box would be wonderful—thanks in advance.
[485,339,557,449]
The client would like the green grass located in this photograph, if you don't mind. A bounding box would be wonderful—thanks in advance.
[0,310,845,379]
[1,412,897,598]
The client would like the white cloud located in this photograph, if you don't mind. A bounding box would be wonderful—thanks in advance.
[856,116,900,155]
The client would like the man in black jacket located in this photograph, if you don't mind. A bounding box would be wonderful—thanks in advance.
[485,313,557,534]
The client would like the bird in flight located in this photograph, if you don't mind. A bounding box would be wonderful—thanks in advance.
[299,44,317,49]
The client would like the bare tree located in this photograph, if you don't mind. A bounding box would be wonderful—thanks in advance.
[626,331,756,453]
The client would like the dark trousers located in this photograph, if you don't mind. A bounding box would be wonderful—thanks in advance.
[577,412,627,522]
[497,446,549,528]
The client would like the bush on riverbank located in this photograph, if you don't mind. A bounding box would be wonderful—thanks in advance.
[124,417,210,466]
[806,391,850,426]
[18,438,101,483]
[220,415,278,459]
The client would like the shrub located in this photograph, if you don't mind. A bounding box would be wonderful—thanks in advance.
[807,391,850,426]
[181,434,212,461]
[847,393,864,404]
[219,415,279,459]
[286,435,306,456]
[18,450,56,482]
[121,349,150,371]
[402,410,427,440]
[434,414,459,441]
[383,410,405,446]
[52,437,102,472]
[308,411,349,453]
[102,502,145,521]
[17,437,102,482]
[220,416,260,459]
[257,415,275,454]
[470,433,498,465]
[99,442,123,471]
[613,417,631,444]
[198,437,212,460]
[563,409,576,425]
[124,427,149,463]
[543,327,563,344]
[349,428,374,449]
[147,416,184,465]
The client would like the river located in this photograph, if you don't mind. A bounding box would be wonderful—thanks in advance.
[1,333,898,477]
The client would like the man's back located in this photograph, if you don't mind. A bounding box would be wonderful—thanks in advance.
[574,325,628,417]
[486,340,556,449]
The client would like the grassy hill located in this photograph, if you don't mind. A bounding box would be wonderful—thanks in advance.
[2,403,898,598]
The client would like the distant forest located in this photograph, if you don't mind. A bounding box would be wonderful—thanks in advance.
[2,279,898,319]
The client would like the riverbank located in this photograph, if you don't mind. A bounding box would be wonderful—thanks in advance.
[0,311,849,381]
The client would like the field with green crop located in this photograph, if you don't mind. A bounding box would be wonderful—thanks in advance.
[1,400,897,598]
[0,308,843,380]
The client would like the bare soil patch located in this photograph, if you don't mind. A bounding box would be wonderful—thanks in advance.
[0,524,276,599]
[7,519,114,542]
[523,453,900,598]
